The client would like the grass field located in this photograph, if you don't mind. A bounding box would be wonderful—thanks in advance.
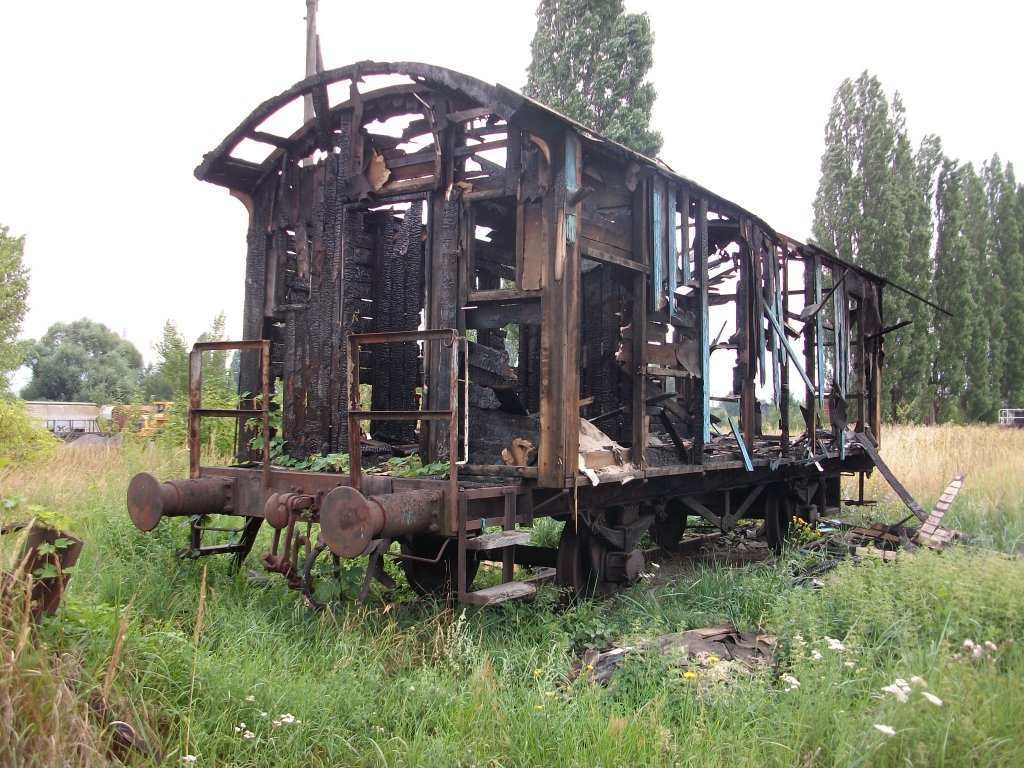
[1,425,1023,767]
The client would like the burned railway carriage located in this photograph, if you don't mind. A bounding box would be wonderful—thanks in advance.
[128,62,893,606]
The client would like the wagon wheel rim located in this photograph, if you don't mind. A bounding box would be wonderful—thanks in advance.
[764,486,793,554]
[400,534,478,597]
[651,498,688,554]
[555,523,604,602]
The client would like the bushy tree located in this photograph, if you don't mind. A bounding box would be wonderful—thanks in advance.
[21,319,143,403]
[525,0,662,157]
[0,224,30,388]
[0,396,57,467]
[145,320,189,400]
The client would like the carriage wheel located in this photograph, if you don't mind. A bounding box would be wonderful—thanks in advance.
[764,485,794,554]
[400,534,478,597]
[555,523,605,601]
[650,498,688,554]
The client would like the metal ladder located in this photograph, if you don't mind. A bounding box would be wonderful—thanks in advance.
[346,329,535,605]
[185,338,271,562]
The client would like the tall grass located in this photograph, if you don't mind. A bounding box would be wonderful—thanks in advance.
[0,425,1021,766]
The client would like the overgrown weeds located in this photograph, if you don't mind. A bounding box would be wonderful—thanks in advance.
[0,425,1020,766]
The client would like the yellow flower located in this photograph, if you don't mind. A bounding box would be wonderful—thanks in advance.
[707,655,719,664]
[545,690,555,698]
[533,668,543,677]
[683,671,698,679]
[534,704,543,711]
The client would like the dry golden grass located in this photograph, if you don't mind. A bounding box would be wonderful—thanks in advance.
[0,441,186,513]
[862,424,1024,549]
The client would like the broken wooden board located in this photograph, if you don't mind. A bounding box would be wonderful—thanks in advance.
[853,545,898,562]
[914,473,966,548]
[850,430,928,522]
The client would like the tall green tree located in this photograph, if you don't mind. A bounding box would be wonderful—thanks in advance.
[985,158,1024,407]
[525,0,663,157]
[21,319,143,403]
[0,224,30,388]
[146,314,235,401]
[960,163,998,420]
[931,160,983,422]
[811,73,935,421]
[145,320,189,400]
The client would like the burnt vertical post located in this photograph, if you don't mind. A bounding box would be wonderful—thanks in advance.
[693,196,710,462]
[803,253,819,443]
[738,219,755,454]
[538,130,582,488]
[631,175,650,471]
[870,285,883,443]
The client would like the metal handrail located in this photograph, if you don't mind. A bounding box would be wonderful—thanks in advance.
[188,339,271,488]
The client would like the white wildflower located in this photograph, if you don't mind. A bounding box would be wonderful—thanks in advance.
[825,637,846,652]
[921,691,943,707]
[279,713,296,725]
[234,726,241,733]
[910,676,926,688]
[242,730,254,740]
[811,650,822,660]
[245,695,256,702]
[972,645,985,660]
[780,673,801,690]
[882,683,909,703]
[181,757,197,766]
[962,638,975,651]
[844,661,856,668]
[260,712,267,718]
[873,724,896,737]
[985,641,998,652]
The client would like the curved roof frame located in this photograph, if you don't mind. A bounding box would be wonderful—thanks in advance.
[194,60,927,302]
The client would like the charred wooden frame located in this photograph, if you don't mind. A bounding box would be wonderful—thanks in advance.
[128,62,909,606]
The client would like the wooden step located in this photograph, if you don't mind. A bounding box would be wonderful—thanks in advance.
[465,530,532,550]
[463,581,537,606]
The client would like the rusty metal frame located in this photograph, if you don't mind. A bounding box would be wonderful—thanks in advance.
[188,339,271,487]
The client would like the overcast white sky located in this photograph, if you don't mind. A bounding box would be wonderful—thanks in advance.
[2,0,1022,387]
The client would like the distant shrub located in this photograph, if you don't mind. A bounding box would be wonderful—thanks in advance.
[0,397,58,468]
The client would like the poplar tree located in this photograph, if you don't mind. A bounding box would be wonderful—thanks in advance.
[960,163,997,420]
[932,160,980,421]
[525,0,663,157]
[811,73,934,421]
[986,158,1024,407]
